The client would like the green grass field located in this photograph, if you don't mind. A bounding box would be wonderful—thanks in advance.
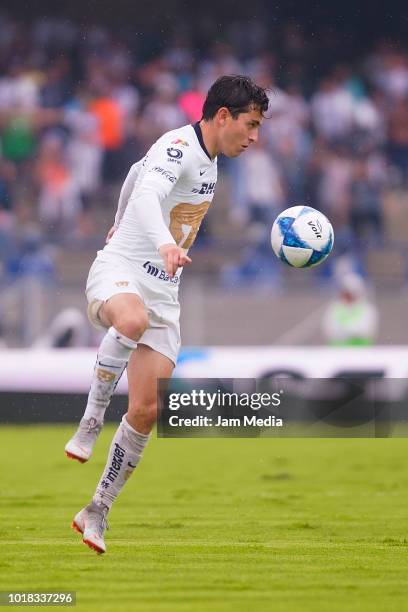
[1,425,408,612]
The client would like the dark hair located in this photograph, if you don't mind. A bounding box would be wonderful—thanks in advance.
[202,75,269,120]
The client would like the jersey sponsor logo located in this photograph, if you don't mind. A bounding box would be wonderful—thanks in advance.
[171,138,189,147]
[143,261,179,284]
[150,166,177,183]
[199,169,206,176]
[167,147,183,159]
[192,182,216,195]
[115,281,129,287]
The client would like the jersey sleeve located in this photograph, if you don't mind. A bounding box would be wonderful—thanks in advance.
[128,136,193,250]
[113,160,143,228]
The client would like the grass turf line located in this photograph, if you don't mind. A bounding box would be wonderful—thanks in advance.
[1,425,408,611]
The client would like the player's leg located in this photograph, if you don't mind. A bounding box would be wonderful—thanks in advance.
[93,344,174,505]
[65,293,148,463]
[74,345,174,553]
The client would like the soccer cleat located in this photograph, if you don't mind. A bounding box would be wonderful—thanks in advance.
[65,417,103,463]
[71,501,109,554]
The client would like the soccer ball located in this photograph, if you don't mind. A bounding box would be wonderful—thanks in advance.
[271,206,334,268]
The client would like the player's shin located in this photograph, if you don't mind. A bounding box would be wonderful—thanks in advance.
[93,414,150,509]
[83,326,138,423]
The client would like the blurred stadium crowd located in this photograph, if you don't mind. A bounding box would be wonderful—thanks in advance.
[0,13,407,295]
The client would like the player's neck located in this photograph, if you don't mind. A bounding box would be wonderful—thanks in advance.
[198,120,218,159]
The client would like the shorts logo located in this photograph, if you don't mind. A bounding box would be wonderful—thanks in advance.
[143,261,159,277]
[97,369,116,383]
[143,261,179,284]
[167,147,183,159]
[171,139,189,147]
[115,281,129,287]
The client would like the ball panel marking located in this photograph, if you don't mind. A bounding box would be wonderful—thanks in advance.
[281,245,313,268]
[282,226,311,249]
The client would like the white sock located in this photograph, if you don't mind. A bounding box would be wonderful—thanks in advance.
[93,415,150,508]
[83,327,138,422]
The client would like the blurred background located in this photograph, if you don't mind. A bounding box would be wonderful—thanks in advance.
[0,0,407,355]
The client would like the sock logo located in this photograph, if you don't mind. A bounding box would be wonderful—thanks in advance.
[97,369,116,383]
[105,443,125,483]
[127,461,137,468]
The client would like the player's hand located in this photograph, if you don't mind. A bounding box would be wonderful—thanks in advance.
[159,244,192,278]
[106,226,116,243]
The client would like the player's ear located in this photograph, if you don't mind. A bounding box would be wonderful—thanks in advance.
[217,107,230,125]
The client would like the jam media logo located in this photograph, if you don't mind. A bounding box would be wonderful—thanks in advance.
[167,147,183,159]
[171,138,189,147]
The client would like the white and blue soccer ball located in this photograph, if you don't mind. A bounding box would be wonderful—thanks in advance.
[271,206,334,268]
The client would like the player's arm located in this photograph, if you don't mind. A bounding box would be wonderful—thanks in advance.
[130,189,191,277]
[158,244,191,278]
[128,139,192,277]
[106,213,190,278]
[110,161,143,235]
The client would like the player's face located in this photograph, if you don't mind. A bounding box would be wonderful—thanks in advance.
[219,107,263,157]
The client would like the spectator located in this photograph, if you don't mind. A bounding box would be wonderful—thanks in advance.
[311,76,355,141]
[322,272,379,346]
[0,13,406,293]
[316,142,354,225]
[222,138,285,285]
[40,58,73,109]
[88,75,125,183]
[34,133,81,238]
[0,158,16,212]
[349,156,385,243]
[386,98,408,184]
[179,79,206,123]
[141,72,186,146]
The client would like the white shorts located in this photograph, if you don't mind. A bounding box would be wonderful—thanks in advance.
[86,254,181,366]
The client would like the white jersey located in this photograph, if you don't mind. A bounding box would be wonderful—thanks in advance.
[102,123,218,283]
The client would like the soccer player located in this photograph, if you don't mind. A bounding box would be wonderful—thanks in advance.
[65,75,269,553]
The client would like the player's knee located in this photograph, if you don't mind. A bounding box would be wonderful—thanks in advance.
[127,399,157,430]
[114,311,148,341]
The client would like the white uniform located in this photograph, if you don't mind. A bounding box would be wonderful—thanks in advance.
[86,123,218,365]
